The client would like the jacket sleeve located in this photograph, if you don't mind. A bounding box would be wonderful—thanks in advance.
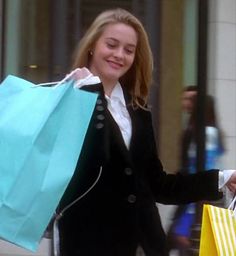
[144,111,223,205]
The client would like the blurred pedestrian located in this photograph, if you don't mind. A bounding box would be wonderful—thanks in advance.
[167,94,225,255]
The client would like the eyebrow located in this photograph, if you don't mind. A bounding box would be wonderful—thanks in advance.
[105,37,137,48]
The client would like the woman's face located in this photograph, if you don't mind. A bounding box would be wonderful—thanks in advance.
[89,23,137,89]
[182,91,197,113]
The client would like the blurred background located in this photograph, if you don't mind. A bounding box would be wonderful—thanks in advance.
[0,0,235,255]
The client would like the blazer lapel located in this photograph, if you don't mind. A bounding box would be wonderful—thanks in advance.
[106,110,131,163]
[122,89,137,154]
[122,89,145,160]
[106,86,139,162]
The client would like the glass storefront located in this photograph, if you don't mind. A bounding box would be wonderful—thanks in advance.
[1,0,151,84]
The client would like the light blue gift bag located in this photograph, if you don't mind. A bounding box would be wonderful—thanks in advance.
[0,75,98,251]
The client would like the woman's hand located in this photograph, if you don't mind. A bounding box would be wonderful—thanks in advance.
[70,67,92,81]
[226,171,236,192]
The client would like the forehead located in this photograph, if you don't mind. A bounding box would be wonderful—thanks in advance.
[183,90,197,99]
[100,23,138,45]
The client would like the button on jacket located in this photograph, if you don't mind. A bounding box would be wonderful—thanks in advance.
[58,83,222,256]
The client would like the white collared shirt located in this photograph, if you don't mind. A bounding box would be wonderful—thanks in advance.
[105,82,132,149]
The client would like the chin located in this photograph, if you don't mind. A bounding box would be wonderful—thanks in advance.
[106,73,122,82]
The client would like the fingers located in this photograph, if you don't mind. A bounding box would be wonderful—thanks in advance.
[227,183,236,193]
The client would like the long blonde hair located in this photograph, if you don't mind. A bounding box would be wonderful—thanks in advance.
[72,8,153,107]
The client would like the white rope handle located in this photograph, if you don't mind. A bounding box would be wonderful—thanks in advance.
[33,81,60,87]
[228,196,236,211]
[227,195,236,218]
[53,68,84,88]
[34,69,78,88]
[52,166,103,256]
[32,68,99,88]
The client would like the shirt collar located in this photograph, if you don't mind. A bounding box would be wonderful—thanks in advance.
[106,82,126,107]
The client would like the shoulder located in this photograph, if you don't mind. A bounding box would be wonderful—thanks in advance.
[205,126,222,151]
[205,126,219,142]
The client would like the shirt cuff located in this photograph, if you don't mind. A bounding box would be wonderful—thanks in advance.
[219,170,236,189]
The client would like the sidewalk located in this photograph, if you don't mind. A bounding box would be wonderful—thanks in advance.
[0,239,51,256]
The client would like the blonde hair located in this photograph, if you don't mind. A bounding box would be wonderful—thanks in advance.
[72,8,153,107]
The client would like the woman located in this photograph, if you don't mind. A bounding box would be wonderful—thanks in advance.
[187,95,224,172]
[57,8,236,256]
[167,94,225,254]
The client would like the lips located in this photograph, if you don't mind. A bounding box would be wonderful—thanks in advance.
[107,60,123,69]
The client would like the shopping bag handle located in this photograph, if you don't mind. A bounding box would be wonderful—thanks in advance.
[227,190,236,218]
[34,68,88,87]
[228,196,236,210]
[34,68,100,88]
[52,166,103,256]
[34,81,60,87]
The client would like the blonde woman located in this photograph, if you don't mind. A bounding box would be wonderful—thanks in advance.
[57,8,236,256]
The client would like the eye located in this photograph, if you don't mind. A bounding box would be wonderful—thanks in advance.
[105,38,121,49]
[125,48,135,55]
[106,42,116,49]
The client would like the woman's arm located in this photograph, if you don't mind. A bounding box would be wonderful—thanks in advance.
[143,111,223,205]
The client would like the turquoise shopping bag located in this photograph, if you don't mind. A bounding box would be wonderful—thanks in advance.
[0,75,98,251]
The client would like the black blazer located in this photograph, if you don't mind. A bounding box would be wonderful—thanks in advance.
[58,84,222,256]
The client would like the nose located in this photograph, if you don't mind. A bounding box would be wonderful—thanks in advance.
[113,47,124,59]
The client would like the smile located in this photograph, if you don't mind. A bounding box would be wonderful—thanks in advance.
[107,60,123,69]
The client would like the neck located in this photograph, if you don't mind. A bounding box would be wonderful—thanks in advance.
[98,77,118,97]
[102,82,117,97]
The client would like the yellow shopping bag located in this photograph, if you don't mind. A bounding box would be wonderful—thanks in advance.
[199,204,236,255]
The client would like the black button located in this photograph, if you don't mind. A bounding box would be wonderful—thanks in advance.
[96,99,103,105]
[127,194,136,203]
[96,105,104,111]
[124,167,133,175]
[97,114,105,120]
[95,123,104,129]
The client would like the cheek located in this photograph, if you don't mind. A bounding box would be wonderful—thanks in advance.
[92,51,104,67]
[126,56,135,69]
